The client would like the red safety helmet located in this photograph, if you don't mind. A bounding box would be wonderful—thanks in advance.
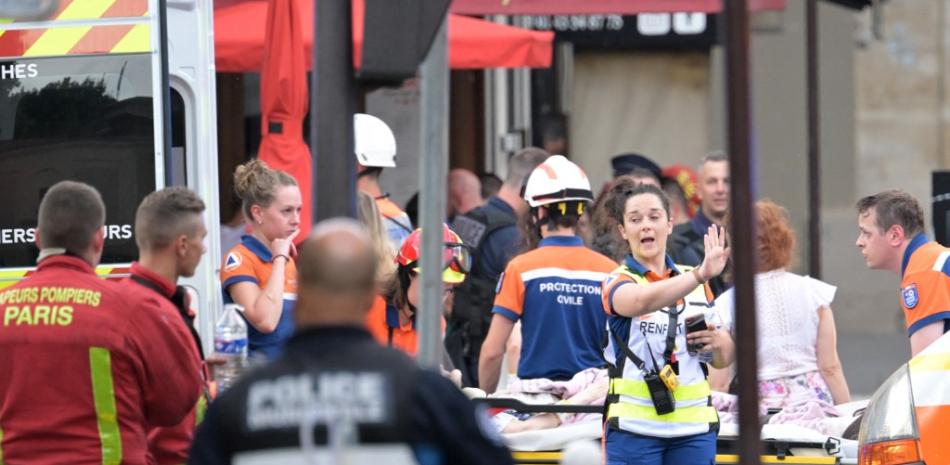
[396,224,471,284]
[661,164,701,218]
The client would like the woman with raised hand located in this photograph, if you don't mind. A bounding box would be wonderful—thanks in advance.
[601,182,734,465]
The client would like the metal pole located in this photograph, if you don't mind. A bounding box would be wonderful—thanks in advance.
[723,2,760,464]
[806,0,821,279]
[417,17,449,370]
[158,0,174,186]
[312,0,357,221]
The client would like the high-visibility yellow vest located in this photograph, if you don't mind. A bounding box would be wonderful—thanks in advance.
[604,264,719,438]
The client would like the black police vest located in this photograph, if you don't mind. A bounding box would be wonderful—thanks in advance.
[450,204,516,339]
[221,338,422,463]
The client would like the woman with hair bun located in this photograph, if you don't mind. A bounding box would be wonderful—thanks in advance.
[220,159,302,359]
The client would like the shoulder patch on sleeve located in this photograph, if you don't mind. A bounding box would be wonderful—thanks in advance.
[224,252,242,272]
[902,283,919,309]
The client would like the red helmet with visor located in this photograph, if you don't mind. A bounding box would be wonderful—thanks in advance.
[395,224,471,284]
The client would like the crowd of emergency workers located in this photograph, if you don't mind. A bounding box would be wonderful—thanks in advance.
[0,112,947,465]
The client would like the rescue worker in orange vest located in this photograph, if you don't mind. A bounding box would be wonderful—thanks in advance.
[126,187,210,465]
[221,159,301,360]
[354,113,413,247]
[856,189,950,356]
[365,225,470,356]
[0,181,201,465]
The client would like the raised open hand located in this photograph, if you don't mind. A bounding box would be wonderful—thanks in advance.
[696,224,730,282]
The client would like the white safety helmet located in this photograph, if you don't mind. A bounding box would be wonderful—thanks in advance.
[354,113,397,168]
[523,155,594,208]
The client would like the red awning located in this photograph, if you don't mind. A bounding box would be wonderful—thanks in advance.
[214,0,554,73]
[449,0,785,15]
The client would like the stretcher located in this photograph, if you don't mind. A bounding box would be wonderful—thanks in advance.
[474,398,859,465]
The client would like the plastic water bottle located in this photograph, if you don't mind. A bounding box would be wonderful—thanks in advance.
[213,303,248,393]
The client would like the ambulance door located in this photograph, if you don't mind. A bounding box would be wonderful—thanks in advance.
[0,0,164,284]
[166,0,221,355]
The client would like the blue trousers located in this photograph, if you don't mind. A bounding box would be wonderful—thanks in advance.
[605,427,716,465]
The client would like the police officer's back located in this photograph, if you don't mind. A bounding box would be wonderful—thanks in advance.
[447,147,550,386]
[189,219,512,465]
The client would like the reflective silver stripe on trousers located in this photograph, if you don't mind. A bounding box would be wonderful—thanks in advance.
[233,444,419,465]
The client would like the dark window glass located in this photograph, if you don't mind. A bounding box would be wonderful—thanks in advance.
[169,88,186,185]
[0,54,156,268]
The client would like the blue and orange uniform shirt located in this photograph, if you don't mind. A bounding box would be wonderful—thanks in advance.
[365,295,445,356]
[221,235,297,360]
[376,196,413,247]
[900,233,950,337]
[492,235,617,381]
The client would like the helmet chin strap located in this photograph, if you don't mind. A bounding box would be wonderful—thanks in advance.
[532,207,553,231]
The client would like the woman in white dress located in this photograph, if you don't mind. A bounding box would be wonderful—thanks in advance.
[710,200,851,408]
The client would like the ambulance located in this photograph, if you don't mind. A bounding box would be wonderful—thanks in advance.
[0,0,221,351]
[857,331,950,465]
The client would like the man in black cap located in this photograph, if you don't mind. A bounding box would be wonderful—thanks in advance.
[610,153,662,186]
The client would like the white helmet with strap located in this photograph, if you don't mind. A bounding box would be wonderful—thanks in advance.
[354,113,397,168]
[523,155,594,208]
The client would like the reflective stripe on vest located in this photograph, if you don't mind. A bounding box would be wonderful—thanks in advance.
[908,339,950,463]
[90,347,122,465]
[607,402,718,424]
[606,263,716,436]
[910,346,950,407]
[196,395,208,426]
[609,378,711,402]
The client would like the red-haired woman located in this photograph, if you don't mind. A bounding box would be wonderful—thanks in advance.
[711,200,850,408]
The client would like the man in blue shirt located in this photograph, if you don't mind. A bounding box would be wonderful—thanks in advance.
[448,147,549,387]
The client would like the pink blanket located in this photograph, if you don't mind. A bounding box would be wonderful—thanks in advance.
[499,368,608,425]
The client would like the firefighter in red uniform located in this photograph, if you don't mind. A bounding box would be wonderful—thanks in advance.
[0,181,201,465]
[126,187,210,465]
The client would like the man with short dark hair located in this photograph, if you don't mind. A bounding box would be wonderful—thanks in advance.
[0,181,201,465]
[479,173,503,200]
[189,219,513,465]
[669,151,730,296]
[856,189,950,356]
[448,147,549,387]
[129,187,209,465]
